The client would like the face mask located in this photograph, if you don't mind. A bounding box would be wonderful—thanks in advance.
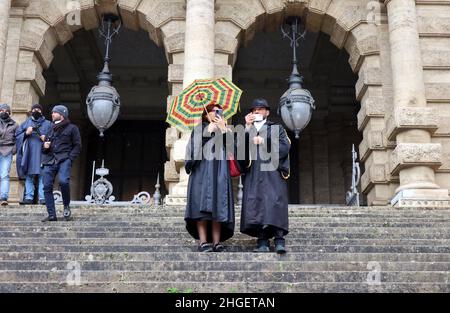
[32,111,42,119]
[0,112,9,120]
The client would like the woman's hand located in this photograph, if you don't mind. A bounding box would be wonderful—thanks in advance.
[207,122,217,133]
[213,116,228,133]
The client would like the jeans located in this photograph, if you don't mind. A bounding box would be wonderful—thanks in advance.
[42,159,72,218]
[24,174,44,201]
[0,153,12,200]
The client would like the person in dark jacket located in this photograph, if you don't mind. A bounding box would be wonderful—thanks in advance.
[239,98,291,254]
[41,104,81,222]
[0,103,18,206]
[16,104,52,205]
[184,104,235,252]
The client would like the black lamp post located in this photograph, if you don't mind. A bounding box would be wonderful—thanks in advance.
[86,14,122,137]
[278,17,315,138]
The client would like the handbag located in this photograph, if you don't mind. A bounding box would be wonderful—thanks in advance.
[227,152,241,177]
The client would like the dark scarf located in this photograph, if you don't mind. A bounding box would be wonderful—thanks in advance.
[0,115,12,126]
[52,118,70,133]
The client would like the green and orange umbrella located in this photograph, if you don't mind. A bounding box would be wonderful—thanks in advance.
[166,77,243,132]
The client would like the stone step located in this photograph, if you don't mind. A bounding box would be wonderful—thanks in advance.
[0,281,447,293]
[0,230,450,244]
[0,228,447,239]
[4,213,449,221]
[0,218,450,229]
[0,260,448,272]
[3,212,449,223]
[0,225,448,236]
[0,235,448,247]
[3,207,450,215]
[0,270,448,284]
[0,244,448,253]
[1,252,449,262]
[3,207,450,217]
[5,204,450,210]
[1,205,447,293]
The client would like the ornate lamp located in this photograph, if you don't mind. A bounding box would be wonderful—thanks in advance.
[278,17,315,138]
[86,14,122,137]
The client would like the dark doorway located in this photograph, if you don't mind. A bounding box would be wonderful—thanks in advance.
[85,120,167,201]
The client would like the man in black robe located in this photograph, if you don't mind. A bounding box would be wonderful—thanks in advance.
[239,98,291,254]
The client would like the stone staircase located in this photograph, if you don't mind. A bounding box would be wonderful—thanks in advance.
[0,205,448,293]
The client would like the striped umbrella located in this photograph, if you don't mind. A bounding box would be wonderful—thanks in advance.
[166,78,243,132]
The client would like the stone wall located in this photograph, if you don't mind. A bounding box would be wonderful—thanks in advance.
[0,0,450,207]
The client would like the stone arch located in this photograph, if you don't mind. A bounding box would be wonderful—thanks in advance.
[11,0,186,116]
[5,0,187,203]
[214,0,392,205]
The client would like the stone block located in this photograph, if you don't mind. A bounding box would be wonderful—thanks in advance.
[387,107,438,141]
[390,143,442,175]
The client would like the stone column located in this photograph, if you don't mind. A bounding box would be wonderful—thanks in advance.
[0,0,12,96]
[385,0,449,206]
[165,0,216,205]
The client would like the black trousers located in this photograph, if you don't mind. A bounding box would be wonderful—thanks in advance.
[257,225,285,243]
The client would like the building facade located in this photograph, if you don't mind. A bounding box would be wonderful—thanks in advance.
[0,0,450,207]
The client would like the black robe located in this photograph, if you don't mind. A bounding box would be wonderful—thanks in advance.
[238,121,291,238]
[184,123,235,242]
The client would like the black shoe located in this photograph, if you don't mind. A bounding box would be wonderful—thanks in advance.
[63,206,72,221]
[0,199,8,206]
[197,242,212,252]
[41,216,57,222]
[212,243,225,252]
[38,199,46,205]
[19,199,33,205]
[275,239,286,255]
[253,239,270,253]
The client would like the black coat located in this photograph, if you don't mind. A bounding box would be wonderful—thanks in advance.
[184,123,235,242]
[16,117,52,177]
[238,121,291,238]
[42,121,82,165]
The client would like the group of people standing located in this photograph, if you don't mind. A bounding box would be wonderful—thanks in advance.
[1,98,289,254]
[184,98,291,254]
[0,103,81,222]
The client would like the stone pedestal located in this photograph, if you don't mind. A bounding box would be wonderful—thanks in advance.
[391,189,450,208]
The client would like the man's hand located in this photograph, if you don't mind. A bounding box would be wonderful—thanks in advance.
[245,113,255,127]
[43,141,51,149]
[253,136,264,145]
[26,127,33,136]
[39,135,45,142]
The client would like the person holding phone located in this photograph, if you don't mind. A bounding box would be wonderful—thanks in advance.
[40,105,81,222]
[184,103,235,252]
[238,98,291,254]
